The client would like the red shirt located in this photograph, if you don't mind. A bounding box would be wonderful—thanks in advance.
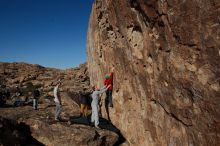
[104,72,113,90]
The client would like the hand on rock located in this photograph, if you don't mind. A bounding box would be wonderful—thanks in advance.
[110,66,115,72]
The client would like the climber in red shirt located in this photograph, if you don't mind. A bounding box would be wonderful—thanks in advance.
[104,71,113,108]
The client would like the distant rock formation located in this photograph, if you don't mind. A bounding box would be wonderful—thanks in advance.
[87,0,220,145]
[0,62,90,101]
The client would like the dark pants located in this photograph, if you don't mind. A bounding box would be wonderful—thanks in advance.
[105,90,113,107]
[55,103,62,120]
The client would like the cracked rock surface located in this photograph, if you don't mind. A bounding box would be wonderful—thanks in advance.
[87,0,220,145]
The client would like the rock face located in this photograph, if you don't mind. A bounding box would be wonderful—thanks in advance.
[87,0,220,145]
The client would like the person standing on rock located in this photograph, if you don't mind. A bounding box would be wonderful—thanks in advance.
[32,89,40,110]
[104,71,113,108]
[91,85,111,128]
[79,91,91,117]
[54,81,62,121]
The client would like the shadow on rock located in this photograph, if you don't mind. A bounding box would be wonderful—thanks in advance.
[0,116,44,146]
[69,115,126,145]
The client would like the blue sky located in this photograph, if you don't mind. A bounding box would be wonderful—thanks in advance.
[0,0,94,69]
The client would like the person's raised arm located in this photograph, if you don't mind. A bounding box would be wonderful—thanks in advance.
[97,85,110,94]
[100,86,107,91]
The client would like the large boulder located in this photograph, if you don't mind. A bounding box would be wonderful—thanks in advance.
[87,0,220,145]
[0,116,44,146]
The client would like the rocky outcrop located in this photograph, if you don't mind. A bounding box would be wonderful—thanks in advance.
[0,94,118,146]
[87,0,220,145]
[0,62,91,103]
[0,116,44,146]
[0,62,119,146]
[0,62,90,89]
